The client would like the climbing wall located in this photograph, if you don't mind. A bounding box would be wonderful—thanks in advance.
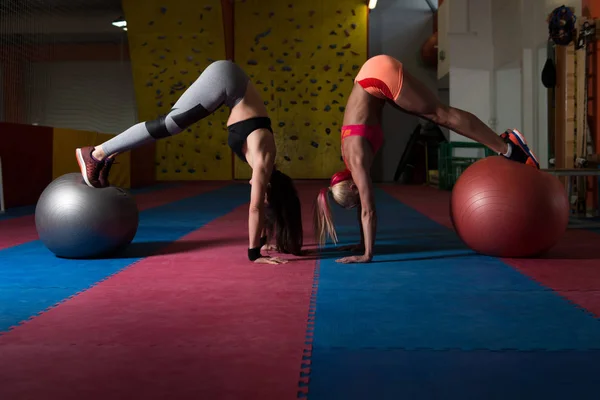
[234,0,368,179]
[122,0,229,181]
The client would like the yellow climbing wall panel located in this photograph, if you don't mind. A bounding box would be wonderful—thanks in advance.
[122,0,229,181]
[234,0,368,179]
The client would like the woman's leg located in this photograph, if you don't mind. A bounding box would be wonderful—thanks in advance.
[76,60,248,188]
[394,69,539,167]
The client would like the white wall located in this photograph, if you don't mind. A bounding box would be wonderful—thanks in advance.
[495,67,522,133]
[26,61,137,134]
[368,0,438,182]
[448,67,492,158]
[447,0,494,70]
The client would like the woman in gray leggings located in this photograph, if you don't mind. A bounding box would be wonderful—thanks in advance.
[76,60,302,264]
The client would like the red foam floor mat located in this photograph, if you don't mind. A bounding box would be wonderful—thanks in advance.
[0,182,321,400]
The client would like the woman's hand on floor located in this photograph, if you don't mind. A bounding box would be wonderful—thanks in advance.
[335,254,372,264]
[254,256,288,265]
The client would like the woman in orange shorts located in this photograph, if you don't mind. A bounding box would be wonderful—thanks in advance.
[314,55,540,264]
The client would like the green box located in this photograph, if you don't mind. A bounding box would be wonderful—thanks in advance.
[438,141,493,190]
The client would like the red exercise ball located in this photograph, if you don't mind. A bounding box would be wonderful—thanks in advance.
[450,156,569,258]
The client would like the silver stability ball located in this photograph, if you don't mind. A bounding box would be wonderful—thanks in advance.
[35,173,139,259]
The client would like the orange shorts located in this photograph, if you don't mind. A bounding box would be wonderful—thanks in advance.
[354,55,404,101]
[341,124,384,168]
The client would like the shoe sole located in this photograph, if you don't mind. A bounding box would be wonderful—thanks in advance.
[75,148,94,188]
[508,129,540,167]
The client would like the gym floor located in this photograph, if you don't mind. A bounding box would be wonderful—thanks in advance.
[1,182,599,399]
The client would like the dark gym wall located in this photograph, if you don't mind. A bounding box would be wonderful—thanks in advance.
[0,43,156,190]
[368,0,438,182]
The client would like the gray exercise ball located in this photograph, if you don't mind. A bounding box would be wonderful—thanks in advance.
[35,173,139,259]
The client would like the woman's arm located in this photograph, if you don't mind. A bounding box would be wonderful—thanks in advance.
[248,162,287,264]
[248,161,270,249]
[336,164,376,263]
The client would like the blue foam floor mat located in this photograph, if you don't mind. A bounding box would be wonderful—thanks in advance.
[307,188,600,397]
[306,347,600,400]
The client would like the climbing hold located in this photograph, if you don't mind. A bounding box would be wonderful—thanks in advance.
[324,65,331,71]
[336,52,345,56]
[290,135,299,141]
[284,156,291,162]
[326,128,331,134]
[310,79,317,84]
[329,44,337,49]
[279,122,285,127]
[351,23,357,29]
[330,31,337,35]
[339,106,346,112]
[248,60,258,65]
[160,7,167,14]
[311,141,319,148]
[330,84,338,92]
[324,105,331,112]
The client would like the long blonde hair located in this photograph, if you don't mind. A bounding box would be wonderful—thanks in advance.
[313,169,359,246]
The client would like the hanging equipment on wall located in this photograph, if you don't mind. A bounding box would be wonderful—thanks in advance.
[547,5,577,46]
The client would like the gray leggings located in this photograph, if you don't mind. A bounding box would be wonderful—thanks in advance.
[101,60,250,156]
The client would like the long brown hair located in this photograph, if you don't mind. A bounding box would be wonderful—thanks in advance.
[265,167,303,255]
[313,169,358,246]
